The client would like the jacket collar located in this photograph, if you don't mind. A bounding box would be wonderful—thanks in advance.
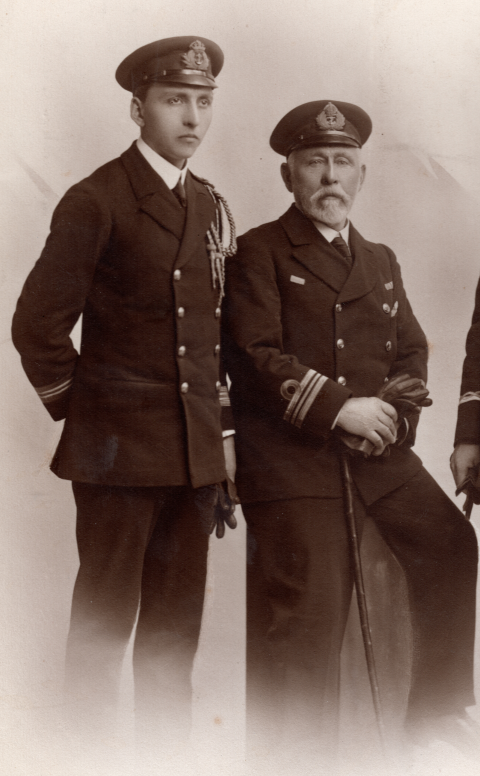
[120,143,216,260]
[279,204,377,301]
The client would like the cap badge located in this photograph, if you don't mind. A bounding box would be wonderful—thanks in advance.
[316,102,346,131]
[181,40,210,71]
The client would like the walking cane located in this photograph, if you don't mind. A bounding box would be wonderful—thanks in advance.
[340,447,387,756]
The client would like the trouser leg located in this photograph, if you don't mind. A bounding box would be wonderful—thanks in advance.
[65,483,164,735]
[66,481,208,753]
[133,487,209,756]
[244,497,354,771]
[367,467,478,722]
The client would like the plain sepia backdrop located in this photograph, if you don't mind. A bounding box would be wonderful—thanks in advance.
[1,0,480,774]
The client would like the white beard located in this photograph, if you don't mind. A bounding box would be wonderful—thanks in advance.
[308,195,349,228]
[296,187,353,229]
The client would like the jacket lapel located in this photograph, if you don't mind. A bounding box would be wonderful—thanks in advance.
[174,172,217,269]
[120,142,186,240]
[279,205,349,293]
[337,224,378,303]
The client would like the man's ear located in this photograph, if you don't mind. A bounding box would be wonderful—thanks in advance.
[131,97,145,128]
[281,161,293,193]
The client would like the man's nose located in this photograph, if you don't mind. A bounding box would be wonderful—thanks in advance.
[183,102,200,127]
[321,161,337,185]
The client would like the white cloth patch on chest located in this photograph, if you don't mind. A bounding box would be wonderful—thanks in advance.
[290,275,306,285]
[385,281,394,290]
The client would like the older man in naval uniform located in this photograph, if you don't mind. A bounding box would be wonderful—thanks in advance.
[12,36,237,763]
[224,100,478,770]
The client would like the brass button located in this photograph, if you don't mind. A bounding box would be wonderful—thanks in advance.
[386,341,392,352]
[178,346,186,357]
[177,307,185,318]
[173,269,181,281]
[335,303,343,313]
[180,382,189,393]
[385,377,389,382]
[216,381,222,392]
[337,339,345,350]
[383,303,390,314]
[215,307,221,318]
[338,376,346,386]
[214,344,221,355]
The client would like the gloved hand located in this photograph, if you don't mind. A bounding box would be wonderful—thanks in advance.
[195,480,238,538]
[340,373,432,457]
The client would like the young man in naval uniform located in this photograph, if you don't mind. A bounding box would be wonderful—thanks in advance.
[223,100,478,771]
[12,35,237,761]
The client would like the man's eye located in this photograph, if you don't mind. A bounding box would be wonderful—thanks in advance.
[168,97,182,105]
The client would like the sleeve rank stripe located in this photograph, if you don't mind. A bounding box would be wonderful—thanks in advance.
[284,369,328,429]
[218,386,231,407]
[459,391,480,406]
[36,377,73,403]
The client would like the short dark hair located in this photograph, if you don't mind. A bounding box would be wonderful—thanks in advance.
[133,84,150,102]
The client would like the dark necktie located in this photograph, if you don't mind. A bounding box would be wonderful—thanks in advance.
[172,177,187,208]
[331,234,352,267]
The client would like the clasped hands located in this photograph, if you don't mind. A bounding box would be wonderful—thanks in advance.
[336,373,432,457]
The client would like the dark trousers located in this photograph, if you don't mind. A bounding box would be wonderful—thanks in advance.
[65,483,209,751]
[244,467,477,765]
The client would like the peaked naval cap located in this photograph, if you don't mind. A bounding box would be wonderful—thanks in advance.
[270,100,372,156]
[116,36,224,91]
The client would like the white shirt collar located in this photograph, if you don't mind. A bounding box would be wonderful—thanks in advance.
[136,137,188,190]
[314,219,350,245]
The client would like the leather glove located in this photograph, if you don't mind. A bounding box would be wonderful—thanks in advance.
[195,480,238,538]
[340,373,432,457]
[376,373,432,417]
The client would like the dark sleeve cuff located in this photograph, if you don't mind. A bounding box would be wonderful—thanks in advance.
[300,377,352,438]
[455,400,480,446]
[43,392,71,421]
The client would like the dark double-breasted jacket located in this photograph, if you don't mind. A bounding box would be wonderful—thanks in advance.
[12,142,229,489]
[224,204,429,506]
[455,276,480,446]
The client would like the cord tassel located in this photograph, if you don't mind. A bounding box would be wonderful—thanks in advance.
[196,176,236,305]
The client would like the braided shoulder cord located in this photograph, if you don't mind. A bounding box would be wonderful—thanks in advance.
[193,176,237,305]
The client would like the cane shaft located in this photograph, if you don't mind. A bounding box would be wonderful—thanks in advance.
[340,450,387,752]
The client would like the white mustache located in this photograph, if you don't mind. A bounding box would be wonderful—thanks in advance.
[311,188,350,207]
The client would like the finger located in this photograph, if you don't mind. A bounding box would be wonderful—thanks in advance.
[379,401,398,420]
[389,378,421,394]
[216,519,226,539]
[381,376,418,397]
[401,386,429,399]
[224,512,238,530]
[377,413,398,439]
[401,390,430,404]
[385,373,412,389]
[371,437,388,456]
[363,429,387,451]
[376,420,397,445]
